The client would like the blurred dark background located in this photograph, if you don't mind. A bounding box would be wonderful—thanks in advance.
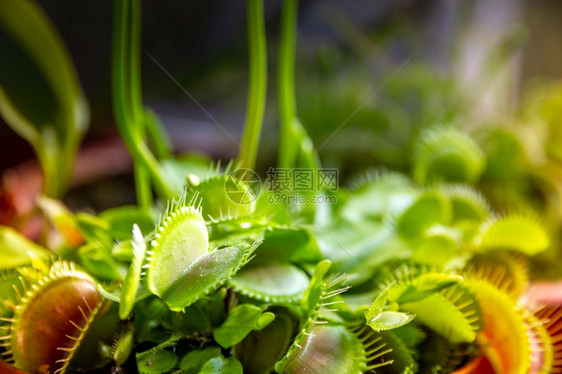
[1,0,562,174]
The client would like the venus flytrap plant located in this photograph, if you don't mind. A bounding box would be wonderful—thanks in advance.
[275,261,395,374]
[118,224,146,319]
[413,127,486,185]
[0,261,103,374]
[4,1,562,373]
[145,196,261,312]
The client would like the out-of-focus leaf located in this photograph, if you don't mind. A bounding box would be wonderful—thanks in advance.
[75,212,112,247]
[397,273,462,304]
[213,304,275,348]
[180,347,222,374]
[252,227,322,264]
[317,221,411,286]
[288,118,321,170]
[200,356,243,374]
[99,206,155,241]
[413,127,485,184]
[477,215,549,255]
[160,153,214,194]
[0,270,23,318]
[412,233,458,266]
[234,308,298,374]
[136,350,177,374]
[367,310,415,332]
[341,171,416,223]
[97,282,150,304]
[0,226,50,270]
[442,184,491,223]
[78,243,123,281]
[0,0,88,197]
[397,191,450,238]
[37,196,83,247]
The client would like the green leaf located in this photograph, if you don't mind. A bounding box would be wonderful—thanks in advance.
[145,191,261,313]
[0,0,88,196]
[136,350,178,374]
[302,260,332,316]
[112,326,135,366]
[365,293,414,332]
[119,224,146,319]
[412,233,458,266]
[99,206,156,241]
[234,309,298,373]
[391,324,426,349]
[0,226,50,270]
[228,264,310,303]
[0,270,23,318]
[97,284,120,303]
[97,282,150,304]
[413,127,485,184]
[477,215,549,255]
[367,311,415,332]
[184,174,256,220]
[111,240,135,262]
[317,221,411,286]
[397,191,450,238]
[155,243,258,312]
[213,304,275,348]
[397,273,462,304]
[401,293,478,344]
[147,206,209,302]
[77,243,123,281]
[275,324,377,374]
[341,171,416,223]
[180,347,222,374]
[442,184,491,222]
[252,227,322,264]
[378,271,482,344]
[75,212,112,248]
[200,356,243,374]
[159,154,213,194]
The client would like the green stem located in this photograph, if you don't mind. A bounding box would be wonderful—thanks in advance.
[111,0,174,199]
[129,0,144,135]
[38,142,60,198]
[144,108,173,160]
[134,164,151,208]
[238,0,267,171]
[278,0,298,169]
[129,0,152,208]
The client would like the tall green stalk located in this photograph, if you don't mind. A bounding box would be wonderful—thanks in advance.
[238,0,267,171]
[129,0,152,209]
[278,0,298,169]
[111,0,174,201]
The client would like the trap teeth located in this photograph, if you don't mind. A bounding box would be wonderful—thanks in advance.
[7,263,102,374]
